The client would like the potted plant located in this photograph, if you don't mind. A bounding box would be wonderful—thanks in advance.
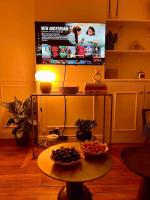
[75,119,97,141]
[2,96,37,147]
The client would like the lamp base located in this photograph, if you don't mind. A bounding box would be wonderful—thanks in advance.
[40,82,52,93]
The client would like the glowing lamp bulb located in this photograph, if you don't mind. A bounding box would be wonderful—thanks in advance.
[35,70,56,82]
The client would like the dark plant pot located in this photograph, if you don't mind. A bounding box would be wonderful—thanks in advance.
[14,130,30,147]
[76,129,92,141]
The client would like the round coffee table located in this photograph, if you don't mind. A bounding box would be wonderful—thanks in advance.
[121,146,150,200]
[37,142,112,200]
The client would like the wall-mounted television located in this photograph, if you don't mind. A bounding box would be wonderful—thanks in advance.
[35,22,106,65]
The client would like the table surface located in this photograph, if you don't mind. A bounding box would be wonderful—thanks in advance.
[31,92,113,97]
[37,142,112,183]
[121,146,150,178]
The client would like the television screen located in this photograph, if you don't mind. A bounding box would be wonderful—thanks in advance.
[35,22,105,65]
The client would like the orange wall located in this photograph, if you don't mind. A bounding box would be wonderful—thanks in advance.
[35,0,150,22]
[35,0,107,22]
[0,0,35,82]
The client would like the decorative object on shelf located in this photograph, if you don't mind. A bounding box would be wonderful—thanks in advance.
[2,96,37,147]
[106,31,118,50]
[137,71,145,79]
[59,86,79,94]
[35,70,56,93]
[75,119,97,141]
[93,68,102,83]
[129,40,145,50]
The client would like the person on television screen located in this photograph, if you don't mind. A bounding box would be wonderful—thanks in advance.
[67,25,82,45]
[67,28,76,45]
[83,26,98,45]
[72,25,82,44]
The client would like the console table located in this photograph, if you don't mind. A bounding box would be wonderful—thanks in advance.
[31,92,113,158]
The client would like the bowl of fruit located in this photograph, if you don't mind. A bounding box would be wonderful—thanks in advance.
[50,146,81,166]
[81,141,109,156]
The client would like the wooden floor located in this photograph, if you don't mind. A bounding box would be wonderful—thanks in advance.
[0,140,142,200]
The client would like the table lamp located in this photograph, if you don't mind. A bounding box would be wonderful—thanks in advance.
[35,70,56,93]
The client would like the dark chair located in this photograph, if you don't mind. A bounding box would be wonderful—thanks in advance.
[142,109,150,144]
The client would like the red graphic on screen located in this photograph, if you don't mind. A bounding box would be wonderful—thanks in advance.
[77,46,84,58]
[51,46,59,58]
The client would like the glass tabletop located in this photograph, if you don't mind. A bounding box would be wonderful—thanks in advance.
[31,92,113,97]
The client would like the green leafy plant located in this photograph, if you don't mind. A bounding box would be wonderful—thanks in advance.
[2,96,37,141]
[75,119,97,131]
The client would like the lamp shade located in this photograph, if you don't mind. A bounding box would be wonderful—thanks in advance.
[35,70,56,82]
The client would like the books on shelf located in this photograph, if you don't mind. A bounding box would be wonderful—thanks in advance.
[85,82,107,95]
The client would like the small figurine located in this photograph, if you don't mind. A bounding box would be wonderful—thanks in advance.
[93,68,102,83]
[129,40,145,50]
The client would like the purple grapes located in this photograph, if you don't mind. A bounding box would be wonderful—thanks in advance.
[51,146,81,163]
